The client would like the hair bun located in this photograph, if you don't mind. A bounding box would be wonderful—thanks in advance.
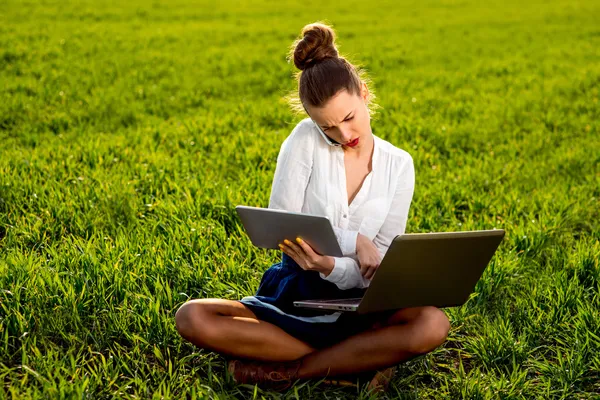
[292,22,339,71]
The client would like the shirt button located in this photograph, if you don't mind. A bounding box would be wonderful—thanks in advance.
[343,214,347,218]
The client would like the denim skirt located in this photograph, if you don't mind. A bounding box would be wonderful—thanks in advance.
[238,253,395,349]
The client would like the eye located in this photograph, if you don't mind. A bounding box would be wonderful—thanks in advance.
[323,116,353,131]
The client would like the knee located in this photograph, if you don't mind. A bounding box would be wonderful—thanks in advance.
[175,300,216,345]
[412,306,450,354]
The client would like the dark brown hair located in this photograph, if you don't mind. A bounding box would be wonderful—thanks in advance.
[285,21,380,117]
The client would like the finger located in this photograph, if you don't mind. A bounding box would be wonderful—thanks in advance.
[280,243,309,270]
[279,242,298,258]
[369,260,381,278]
[278,243,288,256]
[295,237,317,258]
[360,262,369,277]
[364,266,377,280]
[284,239,306,257]
[279,243,302,265]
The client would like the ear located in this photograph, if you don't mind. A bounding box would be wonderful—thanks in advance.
[361,82,369,102]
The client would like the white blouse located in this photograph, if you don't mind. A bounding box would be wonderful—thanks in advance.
[268,117,415,290]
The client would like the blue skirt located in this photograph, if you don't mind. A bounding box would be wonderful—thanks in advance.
[239,253,396,349]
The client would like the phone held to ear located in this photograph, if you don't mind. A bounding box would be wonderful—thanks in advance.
[315,123,342,147]
[303,106,343,147]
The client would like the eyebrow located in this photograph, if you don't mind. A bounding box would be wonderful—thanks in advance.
[321,110,354,130]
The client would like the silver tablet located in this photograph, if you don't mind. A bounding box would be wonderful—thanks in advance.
[235,205,343,257]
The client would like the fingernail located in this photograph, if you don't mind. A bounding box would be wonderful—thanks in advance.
[284,239,291,245]
[296,237,303,244]
[278,243,284,248]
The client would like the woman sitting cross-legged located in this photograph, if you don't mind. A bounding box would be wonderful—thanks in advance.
[175,21,451,393]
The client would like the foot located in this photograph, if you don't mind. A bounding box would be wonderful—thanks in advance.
[321,366,396,393]
[227,358,303,392]
[367,366,396,393]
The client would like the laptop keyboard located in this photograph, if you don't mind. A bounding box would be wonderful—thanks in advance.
[314,298,362,304]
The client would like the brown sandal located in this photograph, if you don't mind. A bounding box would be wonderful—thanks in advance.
[227,358,396,394]
[227,358,302,392]
[367,366,396,393]
[322,366,396,393]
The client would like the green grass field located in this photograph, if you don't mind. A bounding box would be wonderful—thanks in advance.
[1,0,599,398]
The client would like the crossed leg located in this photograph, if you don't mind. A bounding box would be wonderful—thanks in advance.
[175,299,316,361]
[296,306,450,378]
[175,299,450,377]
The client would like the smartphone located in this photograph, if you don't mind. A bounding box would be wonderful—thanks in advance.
[313,120,342,147]
[303,106,342,147]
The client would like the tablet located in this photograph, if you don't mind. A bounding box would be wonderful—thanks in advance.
[235,205,343,257]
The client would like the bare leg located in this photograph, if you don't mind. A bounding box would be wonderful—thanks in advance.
[175,299,316,361]
[297,306,450,379]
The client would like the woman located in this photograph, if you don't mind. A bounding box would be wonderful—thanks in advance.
[175,22,450,393]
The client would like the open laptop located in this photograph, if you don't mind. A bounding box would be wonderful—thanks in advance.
[294,229,505,314]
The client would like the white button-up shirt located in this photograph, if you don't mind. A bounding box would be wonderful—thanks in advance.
[269,117,415,290]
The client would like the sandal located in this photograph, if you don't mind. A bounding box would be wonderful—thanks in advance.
[322,366,396,393]
[227,357,395,394]
[227,358,302,392]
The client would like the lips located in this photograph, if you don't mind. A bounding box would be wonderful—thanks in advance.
[345,137,359,147]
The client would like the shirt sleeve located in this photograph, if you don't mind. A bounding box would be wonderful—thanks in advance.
[319,256,370,290]
[268,120,314,212]
[372,154,415,258]
[319,154,416,290]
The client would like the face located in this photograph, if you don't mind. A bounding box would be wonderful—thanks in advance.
[306,82,371,150]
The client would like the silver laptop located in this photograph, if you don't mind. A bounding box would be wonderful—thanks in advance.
[236,205,343,257]
[294,229,505,314]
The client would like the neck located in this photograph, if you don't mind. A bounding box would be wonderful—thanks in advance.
[343,133,374,159]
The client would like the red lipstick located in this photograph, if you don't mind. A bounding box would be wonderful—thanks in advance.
[345,137,359,147]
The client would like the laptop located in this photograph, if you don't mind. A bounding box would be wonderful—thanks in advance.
[235,205,344,257]
[294,229,505,314]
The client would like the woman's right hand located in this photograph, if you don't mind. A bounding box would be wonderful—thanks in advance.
[356,233,381,280]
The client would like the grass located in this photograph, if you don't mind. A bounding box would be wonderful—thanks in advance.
[1,0,599,398]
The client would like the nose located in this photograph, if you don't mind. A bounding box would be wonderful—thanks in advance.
[339,126,353,143]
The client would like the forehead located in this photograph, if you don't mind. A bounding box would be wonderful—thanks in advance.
[308,90,358,125]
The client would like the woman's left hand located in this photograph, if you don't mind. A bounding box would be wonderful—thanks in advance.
[279,237,334,275]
